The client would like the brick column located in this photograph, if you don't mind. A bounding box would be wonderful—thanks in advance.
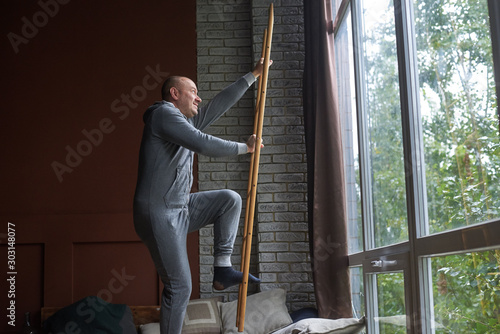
[196,0,314,311]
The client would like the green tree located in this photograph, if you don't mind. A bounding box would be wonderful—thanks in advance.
[415,0,500,230]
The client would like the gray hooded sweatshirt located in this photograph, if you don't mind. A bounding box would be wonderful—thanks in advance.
[133,73,256,227]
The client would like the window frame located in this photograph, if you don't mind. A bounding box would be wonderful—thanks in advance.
[333,0,500,332]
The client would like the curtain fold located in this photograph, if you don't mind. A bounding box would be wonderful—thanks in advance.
[303,0,352,319]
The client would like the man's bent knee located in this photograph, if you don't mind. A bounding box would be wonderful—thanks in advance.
[221,189,241,206]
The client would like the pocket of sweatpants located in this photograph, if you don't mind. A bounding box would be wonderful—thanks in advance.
[163,167,191,209]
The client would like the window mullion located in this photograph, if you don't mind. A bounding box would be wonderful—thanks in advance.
[393,0,427,332]
[365,273,380,334]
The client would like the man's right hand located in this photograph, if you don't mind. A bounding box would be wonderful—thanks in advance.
[252,57,273,78]
[246,134,264,153]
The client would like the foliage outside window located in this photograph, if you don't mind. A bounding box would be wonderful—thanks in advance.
[415,0,500,331]
[431,251,500,333]
[360,0,408,248]
[415,0,500,233]
[375,272,406,334]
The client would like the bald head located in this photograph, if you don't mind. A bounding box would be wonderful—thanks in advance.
[161,76,184,101]
[161,76,202,118]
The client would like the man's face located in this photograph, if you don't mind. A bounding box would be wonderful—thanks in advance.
[174,78,202,118]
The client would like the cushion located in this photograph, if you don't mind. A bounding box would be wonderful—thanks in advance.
[290,308,319,323]
[140,296,223,334]
[220,289,293,334]
[140,323,159,334]
[271,317,366,334]
[42,296,136,334]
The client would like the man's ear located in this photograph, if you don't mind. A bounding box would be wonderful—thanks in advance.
[169,87,179,100]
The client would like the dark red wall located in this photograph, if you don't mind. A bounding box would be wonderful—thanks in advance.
[0,1,198,213]
[0,1,198,332]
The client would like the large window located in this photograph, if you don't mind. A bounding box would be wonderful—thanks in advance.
[334,0,500,332]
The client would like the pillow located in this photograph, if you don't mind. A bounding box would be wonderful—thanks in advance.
[42,296,136,334]
[119,307,137,334]
[140,296,223,334]
[220,289,292,334]
[183,296,224,333]
[271,317,366,334]
[290,308,319,323]
[140,323,159,334]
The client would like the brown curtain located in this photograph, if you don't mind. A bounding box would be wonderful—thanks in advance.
[303,0,352,319]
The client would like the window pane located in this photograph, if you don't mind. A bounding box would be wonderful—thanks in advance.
[360,0,408,247]
[374,272,406,333]
[430,250,500,333]
[336,7,363,254]
[333,0,343,14]
[415,0,500,234]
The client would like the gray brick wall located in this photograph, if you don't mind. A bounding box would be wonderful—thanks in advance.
[196,0,313,312]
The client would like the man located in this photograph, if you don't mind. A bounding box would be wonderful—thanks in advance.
[133,58,270,333]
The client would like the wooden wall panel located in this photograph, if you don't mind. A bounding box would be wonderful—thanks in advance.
[1,243,44,332]
[0,0,198,214]
[0,0,198,331]
[72,241,158,305]
[0,215,199,332]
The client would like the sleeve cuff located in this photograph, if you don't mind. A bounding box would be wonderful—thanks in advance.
[237,143,248,155]
[243,72,257,86]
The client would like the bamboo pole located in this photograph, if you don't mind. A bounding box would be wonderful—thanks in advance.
[236,29,267,328]
[236,3,273,332]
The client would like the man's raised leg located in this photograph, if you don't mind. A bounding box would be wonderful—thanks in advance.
[188,189,261,290]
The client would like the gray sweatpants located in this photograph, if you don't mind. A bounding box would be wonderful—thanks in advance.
[134,189,241,334]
